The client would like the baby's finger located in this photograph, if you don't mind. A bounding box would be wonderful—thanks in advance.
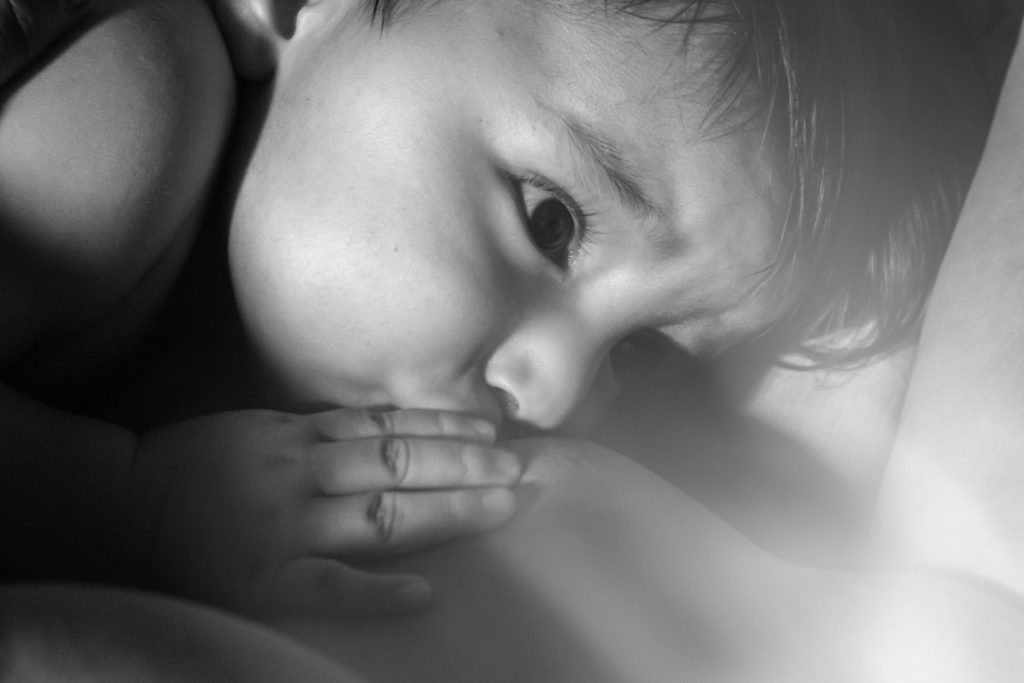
[303,488,516,556]
[309,438,521,495]
[269,557,431,617]
[311,408,496,443]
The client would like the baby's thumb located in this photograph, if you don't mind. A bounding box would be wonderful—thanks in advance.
[0,0,93,86]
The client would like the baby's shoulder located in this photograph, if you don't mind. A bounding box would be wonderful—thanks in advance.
[0,0,235,365]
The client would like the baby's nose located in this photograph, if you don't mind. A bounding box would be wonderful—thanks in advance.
[483,326,615,431]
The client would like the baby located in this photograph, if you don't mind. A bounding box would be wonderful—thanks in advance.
[0,0,996,623]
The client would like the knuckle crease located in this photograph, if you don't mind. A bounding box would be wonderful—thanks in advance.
[368,492,396,543]
[381,437,409,483]
[369,409,391,433]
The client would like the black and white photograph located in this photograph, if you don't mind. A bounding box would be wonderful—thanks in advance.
[2,1,1023,680]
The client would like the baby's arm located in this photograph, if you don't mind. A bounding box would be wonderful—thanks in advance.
[0,0,148,581]
[0,384,139,580]
[0,0,233,580]
[133,407,519,617]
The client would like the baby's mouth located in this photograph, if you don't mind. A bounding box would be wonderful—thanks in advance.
[497,420,545,441]
[495,389,555,440]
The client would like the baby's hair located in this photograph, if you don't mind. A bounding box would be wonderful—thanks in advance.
[366,0,1012,366]
[664,0,1006,366]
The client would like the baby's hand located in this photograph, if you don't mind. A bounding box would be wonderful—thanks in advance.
[128,408,519,618]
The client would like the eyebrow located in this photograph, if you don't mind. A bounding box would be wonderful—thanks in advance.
[556,113,664,222]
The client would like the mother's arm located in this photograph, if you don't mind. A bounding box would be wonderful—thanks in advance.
[874,19,1024,598]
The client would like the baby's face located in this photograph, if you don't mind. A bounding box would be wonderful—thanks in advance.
[230,0,788,429]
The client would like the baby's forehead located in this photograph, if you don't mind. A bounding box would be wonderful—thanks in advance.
[508,6,763,175]
[533,3,748,135]
[374,0,772,224]
[377,0,736,116]
[377,0,774,224]
[481,2,723,106]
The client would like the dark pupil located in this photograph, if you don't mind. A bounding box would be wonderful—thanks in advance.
[528,198,574,261]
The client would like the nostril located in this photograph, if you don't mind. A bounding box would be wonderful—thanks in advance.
[495,387,520,420]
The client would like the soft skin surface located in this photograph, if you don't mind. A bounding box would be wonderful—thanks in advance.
[0,584,367,683]
[274,438,806,683]
[876,22,1024,601]
[229,0,789,430]
[272,439,1024,683]
[0,0,233,397]
[3,442,1021,683]
[0,0,526,621]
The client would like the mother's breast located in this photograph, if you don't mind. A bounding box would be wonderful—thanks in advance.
[274,439,796,683]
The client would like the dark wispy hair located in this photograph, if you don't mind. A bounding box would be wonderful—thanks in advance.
[365,0,427,25]
[365,0,1010,366]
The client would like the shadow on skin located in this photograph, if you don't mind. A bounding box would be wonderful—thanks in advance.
[601,360,872,566]
[0,583,364,682]
[0,442,776,683]
[272,438,805,683]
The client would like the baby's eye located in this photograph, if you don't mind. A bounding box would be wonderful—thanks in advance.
[527,198,576,267]
[514,175,590,269]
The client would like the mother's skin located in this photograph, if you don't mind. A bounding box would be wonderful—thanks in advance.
[0,439,813,683]
[5,437,1024,683]
[274,437,802,683]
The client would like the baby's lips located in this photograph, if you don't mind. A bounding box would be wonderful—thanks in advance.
[497,419,544,442]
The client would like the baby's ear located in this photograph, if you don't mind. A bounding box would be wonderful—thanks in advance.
[212,0,340,80]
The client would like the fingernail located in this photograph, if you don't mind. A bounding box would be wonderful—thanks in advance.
[493,450,522,481]
[480,488,516,519]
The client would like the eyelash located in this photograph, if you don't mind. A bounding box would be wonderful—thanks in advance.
[511,172,597,268]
